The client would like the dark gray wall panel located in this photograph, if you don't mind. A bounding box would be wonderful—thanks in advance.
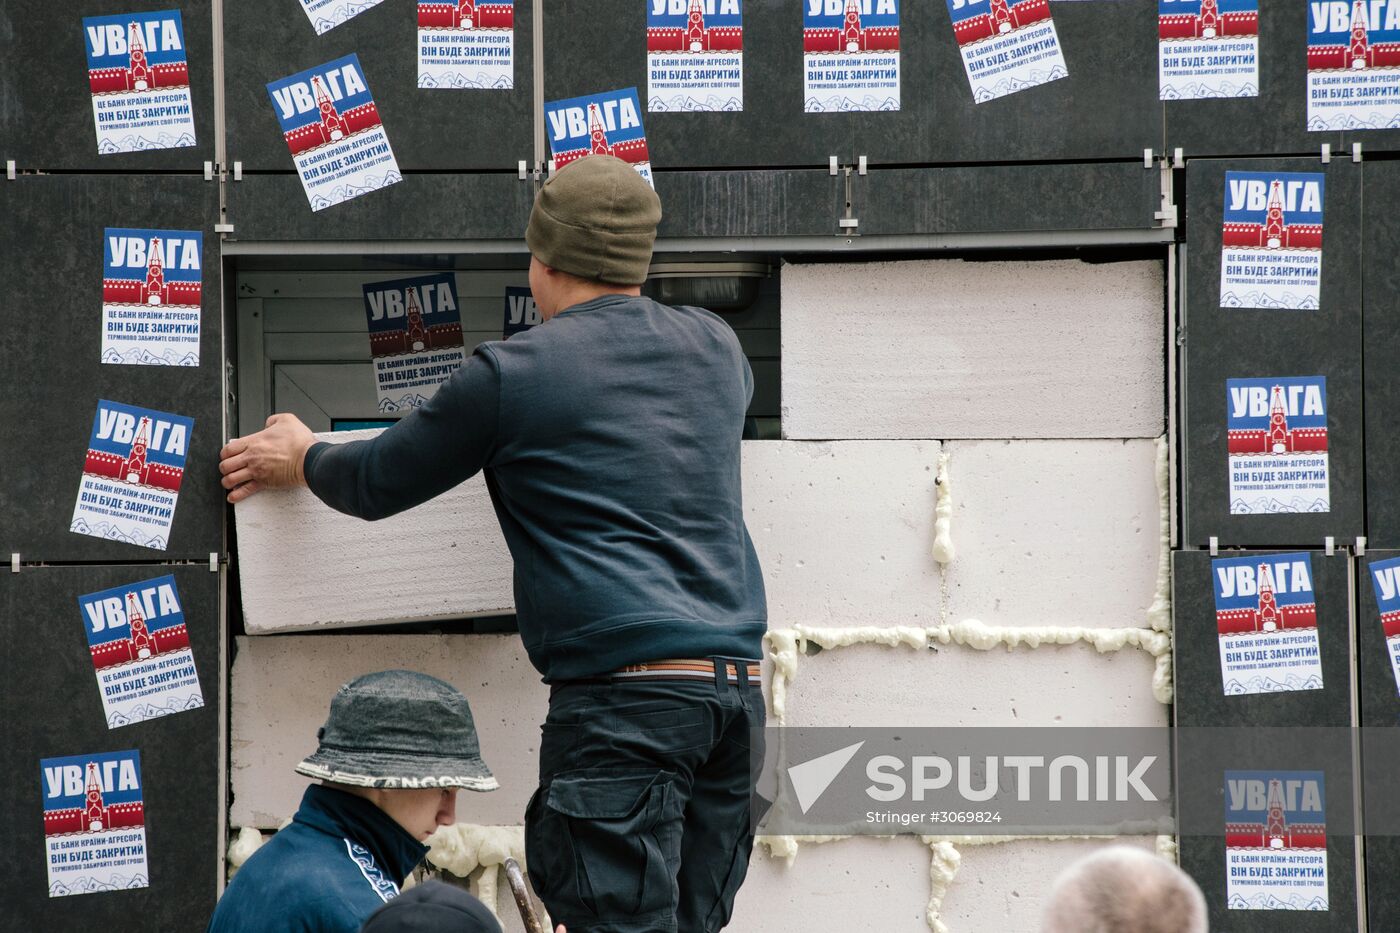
[1362,163,1400,547]
[0,176,223,561]
[543,0,853,169]
[226,173,535,241]
[1173,550,1354,728]
[1181,158,1363,547]
[1173,550,1358,931]
[869,0,1160,165]
[858,162,1160,236]
[0,566,221,930]
[656,170,839,237]
[224,0,533,171]
[0,0,216,172]
[1166,3,1343,158]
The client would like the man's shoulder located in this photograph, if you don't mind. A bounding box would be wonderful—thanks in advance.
[210,829,383,932]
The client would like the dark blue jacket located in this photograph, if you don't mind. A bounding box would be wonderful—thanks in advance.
[304,294,768,680]
[207,785,427,933]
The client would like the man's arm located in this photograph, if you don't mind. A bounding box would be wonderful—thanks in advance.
[219,348,502,520]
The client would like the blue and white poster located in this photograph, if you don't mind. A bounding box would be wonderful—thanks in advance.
[1369,556,1400,695]
[1159,0,1259,99]
[503,286,541,338]
[802,0,900,112]
[83,10,195,154]
[1226,377,1329,515]
[267,55,402,211]
[1225,771,1328,910]
[298,0,387,35]
[1213,552,1322,695]
[545,88,653,186]
[42,750,148,898]
[1307,0,1400,130]
[648,0,743,111]
[71,400,193,551]
[946,0,1066,103]
[79,576,203,729]
[364,274,466,413]
[418,0,515,89]
[101,228,202,366]
[1220,171,1325,310]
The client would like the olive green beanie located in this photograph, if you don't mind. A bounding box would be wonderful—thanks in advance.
[525,155,663,286]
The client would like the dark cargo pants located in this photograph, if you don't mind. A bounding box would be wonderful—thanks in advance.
[525,661,767,933]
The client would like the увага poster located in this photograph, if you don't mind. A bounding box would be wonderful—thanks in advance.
[1159,0,1259,99]
[946,0,1067,103]
[299,0,387,35]
[546,88,653,187]
[648,0,743,112]
[71,400,192,551]
[1220,171,1325,310]
[267,54,402,211]
[504,286,541,338]
[1307,0,1400,131]
[101,228,202,366]
[79,576,204,729]
[1369,556,1400,695]
[364,274,466,413]
[1213,552,1322,695]
[802,0,900,113]
[42,750,148,898]
[1226,771,1328,910]
[1227,377,1329,515]
[83,10,196,154]
[418,0,515,89]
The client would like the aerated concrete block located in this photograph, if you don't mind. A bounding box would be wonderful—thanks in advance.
[780,259,1165,440]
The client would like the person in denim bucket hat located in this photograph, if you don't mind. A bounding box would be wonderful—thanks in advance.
[207,671,497,933]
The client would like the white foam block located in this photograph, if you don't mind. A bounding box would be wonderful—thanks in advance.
[743,440,943,628]
[230,634,545,829]
[781,259,1165,439]
[234,429,514,633]
[781,643,1167,729]
[943,439,1162,629]
[730,837,933,932]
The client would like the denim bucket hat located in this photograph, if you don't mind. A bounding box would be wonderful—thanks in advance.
[295,670,497,791]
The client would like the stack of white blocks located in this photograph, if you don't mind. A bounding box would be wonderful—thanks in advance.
[231,258,1168,932]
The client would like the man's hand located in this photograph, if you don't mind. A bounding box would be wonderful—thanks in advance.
[219,413,317,504]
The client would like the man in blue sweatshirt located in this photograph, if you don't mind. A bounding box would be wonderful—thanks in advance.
[219,155,768,933]
[207,670,497,933]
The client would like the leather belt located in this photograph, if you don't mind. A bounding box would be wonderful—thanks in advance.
[610,658,763,684]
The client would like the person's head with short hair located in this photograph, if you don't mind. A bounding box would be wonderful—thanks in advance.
[359,880,503,933]
[524,155,663,320]
[295,670,498,841]
[1042,846,1207,933]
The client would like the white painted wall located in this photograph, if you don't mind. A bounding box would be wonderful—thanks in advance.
[229,257,1171,932]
